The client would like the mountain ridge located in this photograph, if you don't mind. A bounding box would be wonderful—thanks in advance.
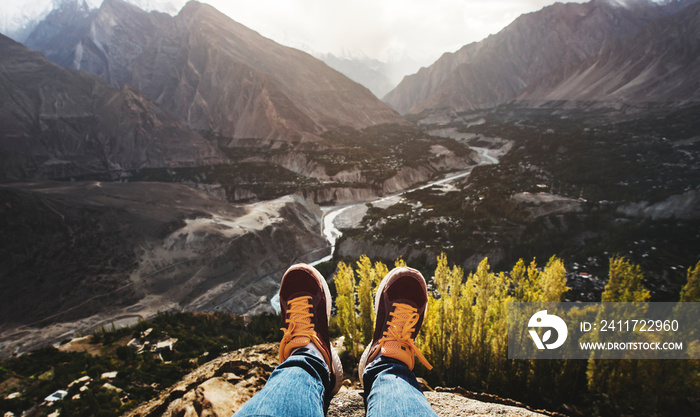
[383,0,692,114]
[24,0,405,143]
[316,53,396,99]
[516,1,700,107]
[0,34,224,178]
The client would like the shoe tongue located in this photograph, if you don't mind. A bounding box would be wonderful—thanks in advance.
[394,309,410,323]
[391,299,417,318]
[390,298,417,309]
[381,340,414,368]
[385,339,403,349]
[288,294,313,324]
[293,336,311,345]
[292,311,310,324]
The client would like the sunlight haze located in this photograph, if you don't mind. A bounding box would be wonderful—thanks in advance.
[2,0,591,68]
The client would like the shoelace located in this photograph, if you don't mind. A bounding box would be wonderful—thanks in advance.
[379,302,433,370]
[279,295,316,362]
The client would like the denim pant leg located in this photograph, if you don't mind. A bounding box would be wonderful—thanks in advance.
[233,349,328,417]
[362,356,438,417]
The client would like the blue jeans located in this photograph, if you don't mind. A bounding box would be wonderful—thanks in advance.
[233,349,437,417]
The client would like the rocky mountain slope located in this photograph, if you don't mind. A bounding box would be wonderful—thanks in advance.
[21,0,97,69]
[383,0,692,114]
[0,34,224,178]
[25,0,404,143]
[517,2,700,107]
[125,343,552,417]
[0,181,328,356]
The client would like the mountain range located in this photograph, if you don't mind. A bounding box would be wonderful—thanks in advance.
[0,34,224,178]
[1,0,699,357]
[316,51,426,99]
[316,53,396,99]
[23,0,403,144]
[517,1,700,107]
[384,0,700,114]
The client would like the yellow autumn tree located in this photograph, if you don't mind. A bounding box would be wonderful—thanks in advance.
[680,260,700,302]
[601,256,650,302]
[419,254,571,390]
[465,258,512,389]
[508,256,570,399]
[334,255,395,355]
[356,255,377,344]
[586,256,651,410]
[420,253,465,382]
[678,261,700,396]
[333,261,361,357]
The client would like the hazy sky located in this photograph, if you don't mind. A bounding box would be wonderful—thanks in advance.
[1,0,596,65]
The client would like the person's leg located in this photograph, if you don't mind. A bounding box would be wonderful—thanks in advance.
[233,264,343,417]
[358,266,438,417]
[362,356,437,417]
[234,348,327,417]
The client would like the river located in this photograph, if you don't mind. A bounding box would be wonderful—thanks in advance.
[270,145,502,312]
[309,146,499,266]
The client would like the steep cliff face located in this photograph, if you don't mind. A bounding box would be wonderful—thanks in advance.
[0,34,224,178]
[384,0,674,114]
[22,0,97,69]
[25,0,405,142]
[517,2,700,106]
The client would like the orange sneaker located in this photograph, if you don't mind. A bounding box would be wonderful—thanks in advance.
[358,266,432,382]
[279,263,343,397]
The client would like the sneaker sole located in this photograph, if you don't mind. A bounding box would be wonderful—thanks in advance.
[282,264,344,397]
[357,266,428,386]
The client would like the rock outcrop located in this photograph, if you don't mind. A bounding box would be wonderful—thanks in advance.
[25,0,405,143]
[126,343,551,417]
[126,343,279,417]
[0,181,327,356]
[0,34,225,178]
[617,190,700,220]
[384,0,688,114]
[511,192,584,218]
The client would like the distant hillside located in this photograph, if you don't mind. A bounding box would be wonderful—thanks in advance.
[317,53,395,99]
[0,34,223,178]
[384,0,694,114]
[25,0,405,143]
[517,1,700,106]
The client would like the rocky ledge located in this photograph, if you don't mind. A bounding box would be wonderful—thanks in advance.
[126,343,556,417]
